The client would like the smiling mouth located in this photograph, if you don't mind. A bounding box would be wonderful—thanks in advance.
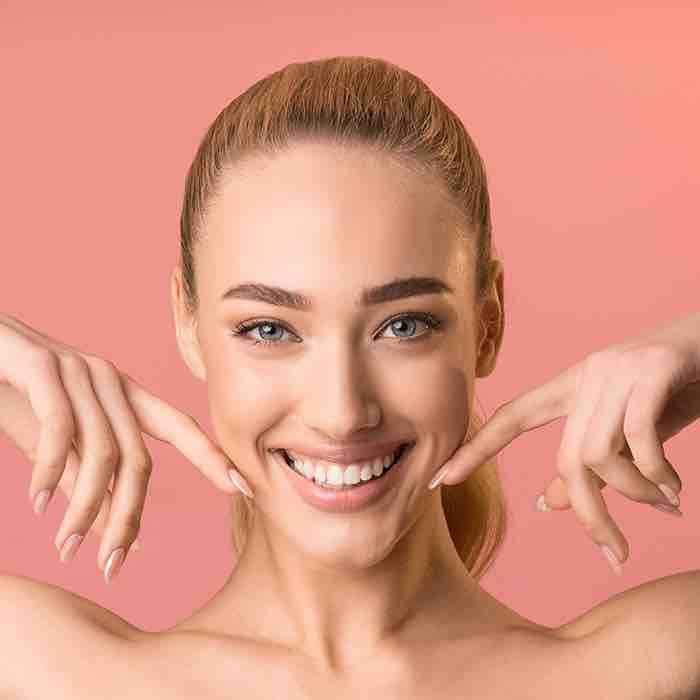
[277,441,414,490]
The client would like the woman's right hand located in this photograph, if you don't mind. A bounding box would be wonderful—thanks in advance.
[0,313,252,582]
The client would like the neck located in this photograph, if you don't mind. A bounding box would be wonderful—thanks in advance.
[176,495,501,673]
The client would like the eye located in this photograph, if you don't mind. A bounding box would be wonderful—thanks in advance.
[231,320,296,347]
[230,312,442,348]
[377,313,442,342]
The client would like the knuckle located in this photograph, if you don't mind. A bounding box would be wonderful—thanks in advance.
[494,399,514,417]
[182,410,198,426]
[588,349,640,381]
[122,512,142,538]
[580,512,613,540]
[42,404,76,442]
[639,343,681,368]
[79,497,105,524]
[83,353,117,376]
[622,416,647,441]
[42,459,69,477]
[27,345,58,372]
[640,459,671,482]
[611,350,640,374]
[580,443,609,468]
[178,410,201,432]
[58,351,90,376]
[584,350,615,371]
[130,451,153,476]
[90,439,120,467]
[492,399,523,436]
[555,448,575,478]
[577,512,599,536]
[51,407,76,435]
[583,350,604,367]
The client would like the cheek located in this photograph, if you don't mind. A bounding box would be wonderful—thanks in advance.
[204,350,473,459]
[205,359,284,458]
[399,361,472,446]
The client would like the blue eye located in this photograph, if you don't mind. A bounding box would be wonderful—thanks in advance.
[230,313,442,348]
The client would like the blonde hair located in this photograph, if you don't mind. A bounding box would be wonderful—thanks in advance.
[178,56,507,581]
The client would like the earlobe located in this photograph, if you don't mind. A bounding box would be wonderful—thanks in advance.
[475,333,496,378]
[180,322,208,383]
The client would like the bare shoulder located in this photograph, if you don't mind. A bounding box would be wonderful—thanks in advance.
[0,572,144,697]
[0,571,143,640]
[554,570,700,700]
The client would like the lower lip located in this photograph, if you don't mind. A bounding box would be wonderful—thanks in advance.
[272,443,414,514]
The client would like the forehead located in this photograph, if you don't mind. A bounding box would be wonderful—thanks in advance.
[197,142,472,307]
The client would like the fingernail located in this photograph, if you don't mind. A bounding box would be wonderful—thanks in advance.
[599,544,623,576]
[33,489,52,516]
[59,533,84,563]
[658,484,680,507]
[228,469,253,498]
[428,466,450,490]
[105,547,125,584]
[131,538,142,552]
[534,494,552,512]
[651,503,684,517]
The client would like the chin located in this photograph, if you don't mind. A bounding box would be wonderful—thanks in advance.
[276,513,407,571]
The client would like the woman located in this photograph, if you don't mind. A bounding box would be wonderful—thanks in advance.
[1,56,699,698]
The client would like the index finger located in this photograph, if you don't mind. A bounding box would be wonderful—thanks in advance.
[119,372,247,495]
[433,361,583,487]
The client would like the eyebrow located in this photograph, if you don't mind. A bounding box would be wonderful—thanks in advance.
[219,275,454,310]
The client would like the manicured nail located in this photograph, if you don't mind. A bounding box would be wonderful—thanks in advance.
[104,547,125,584]
[131,538,142,551]
[651,503,683,517]
[534,494,552,512]
[658,484,680,507]
[59,533,84,563]
[33,489,52,516]
[228,469,253,498]
[599,544,623,576]
[428,466,450,490]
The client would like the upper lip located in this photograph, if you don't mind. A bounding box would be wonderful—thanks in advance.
[272,440,413,465]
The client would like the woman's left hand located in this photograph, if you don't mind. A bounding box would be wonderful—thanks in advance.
[429,311,700,574]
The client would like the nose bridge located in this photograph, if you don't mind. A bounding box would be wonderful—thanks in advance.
[299,334,380,436]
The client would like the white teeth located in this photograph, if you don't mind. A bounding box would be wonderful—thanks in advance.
[327,464,344,486]
[343,465,361,485]
[284,446,405,488]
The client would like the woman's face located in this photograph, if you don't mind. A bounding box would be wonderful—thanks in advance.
[173,141,495,569]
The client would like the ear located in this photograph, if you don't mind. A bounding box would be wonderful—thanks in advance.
[170,265,207,382]
[475,259,505,378]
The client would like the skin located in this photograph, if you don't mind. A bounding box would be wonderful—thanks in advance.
[3,140,699,698]
[167,140,543,678]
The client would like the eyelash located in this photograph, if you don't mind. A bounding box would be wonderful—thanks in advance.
[229,312,442,348]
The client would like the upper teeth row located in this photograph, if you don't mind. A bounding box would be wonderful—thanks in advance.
[285,448,401,486]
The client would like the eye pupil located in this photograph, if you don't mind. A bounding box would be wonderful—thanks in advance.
[260,323,281,340]
[392,318,416,337]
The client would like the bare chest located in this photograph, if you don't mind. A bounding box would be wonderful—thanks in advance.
[33,627,614,700]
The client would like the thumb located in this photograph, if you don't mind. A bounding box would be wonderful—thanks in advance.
[536,473,608,511]
[537,476,572,511]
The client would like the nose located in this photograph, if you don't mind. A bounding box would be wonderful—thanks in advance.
[295,344,382,440]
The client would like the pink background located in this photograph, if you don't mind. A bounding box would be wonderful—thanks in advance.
[1,1,698,633]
